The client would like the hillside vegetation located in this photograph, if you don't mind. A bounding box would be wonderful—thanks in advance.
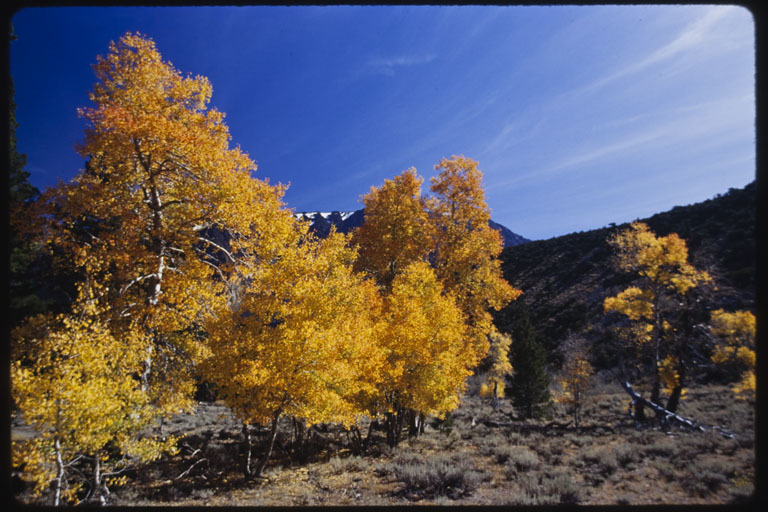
[495,182,755,368]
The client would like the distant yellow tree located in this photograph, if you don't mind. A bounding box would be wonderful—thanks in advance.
[554,336,594,427]
[376,260,470,447]
[603,222,710,419]
[11,293,177,505]
[710,309,755,398]
[200,224,383,478]
[429,156,521,369]
[352,168,434,291]
[480,329,513,409]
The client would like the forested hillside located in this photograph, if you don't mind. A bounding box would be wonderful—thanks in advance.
[494,182,755,369]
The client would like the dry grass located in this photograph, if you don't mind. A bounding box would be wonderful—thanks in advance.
[11,381,755,506]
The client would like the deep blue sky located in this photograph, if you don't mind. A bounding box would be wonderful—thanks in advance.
[10,5,755,240]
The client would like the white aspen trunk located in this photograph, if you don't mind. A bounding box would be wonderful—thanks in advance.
[53,438,64,507]
[92,453,106,505]
[242,422,252,479]
[142,172,166,394]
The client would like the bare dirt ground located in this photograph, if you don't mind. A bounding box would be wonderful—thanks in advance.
[11,378,755,506]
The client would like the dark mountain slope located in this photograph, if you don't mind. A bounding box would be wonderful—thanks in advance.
[494,182,756,369]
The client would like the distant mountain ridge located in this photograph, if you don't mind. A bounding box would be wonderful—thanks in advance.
[294,209,531,247]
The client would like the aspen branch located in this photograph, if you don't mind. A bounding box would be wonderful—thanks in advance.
[198,236,236,263]
[120,274,159,296]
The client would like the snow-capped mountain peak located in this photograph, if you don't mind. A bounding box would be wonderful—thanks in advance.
[293,209,530,247]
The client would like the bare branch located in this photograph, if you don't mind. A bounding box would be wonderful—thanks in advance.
[175,458,208,480]
[197,235,236,264]
[120,273,159,296]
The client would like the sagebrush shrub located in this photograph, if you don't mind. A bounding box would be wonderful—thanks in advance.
[516,469,582,505]
[387,454,483,500]
[612,444,639,467]
[643,438,679,458]
[504,446,541,475]
[327,455,369,475]
[580,445,617,474]
[376,453,480,499]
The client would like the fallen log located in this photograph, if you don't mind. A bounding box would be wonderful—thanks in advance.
[621,381,735,439]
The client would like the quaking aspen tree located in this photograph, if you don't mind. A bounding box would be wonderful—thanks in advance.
[13,32,293,499]
[430,156,521,369]
[11,292,177,505]
[376,261,470,447]
[603,222,710,420]
[24,32,291,416]
[200,223,384,478]
[353,159,519,442]
[480,329,514,409]
[352,168,434,291]
[710,309,756,398]
[554,336,594,427]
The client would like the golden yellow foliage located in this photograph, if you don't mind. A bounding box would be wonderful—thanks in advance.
[429,156,521,367]
[13,32,298,495]
[603,222,710,414]
[482,330,513,403]
[710,309,756,397]
[376,260,471,418]
[554,337,593,427]
[353,168,434,290]
[607,222,710,295]
[27,32,292,416]
[603,287,654,323]
[351,158,518,440]
[658,355,686,399]
[11,297,176,505]
[201,222,383,429]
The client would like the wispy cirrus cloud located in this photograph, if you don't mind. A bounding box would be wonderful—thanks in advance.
[488,91,753,191]
[574,5,742,97]
[361,53,437,77]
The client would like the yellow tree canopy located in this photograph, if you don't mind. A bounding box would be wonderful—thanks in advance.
[429,155,521,367]
[710,309,756,397]
[377,260,471,418]
[480,329,513,400]
[27,32,294,414]
[607,222,710,295]
[200,223,384,428]
[353,167,434,291]
[11,295,176,504]
[603,222,711,413]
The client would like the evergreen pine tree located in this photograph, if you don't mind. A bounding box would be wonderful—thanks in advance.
[9,27,48,327]
[507,303,551,419]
